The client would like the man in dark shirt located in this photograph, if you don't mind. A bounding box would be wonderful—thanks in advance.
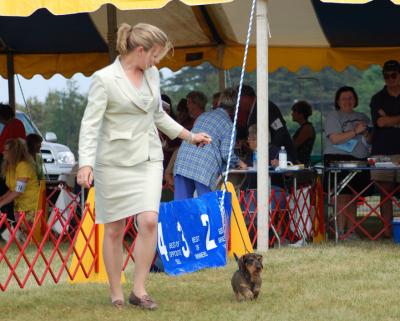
[370,60,400,238]
[246,90,297,163]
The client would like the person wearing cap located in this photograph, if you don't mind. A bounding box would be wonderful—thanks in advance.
[370,59,400,238]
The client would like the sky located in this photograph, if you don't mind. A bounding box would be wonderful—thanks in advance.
[0,69,174,106]
[0,73,92,106]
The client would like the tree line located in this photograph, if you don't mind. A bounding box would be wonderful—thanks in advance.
[20,64,384,158]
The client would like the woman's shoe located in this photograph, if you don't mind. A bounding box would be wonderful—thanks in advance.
[111,299,124,310]
[129,292,158,310]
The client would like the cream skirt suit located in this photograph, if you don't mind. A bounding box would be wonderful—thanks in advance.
[79,58,183,223]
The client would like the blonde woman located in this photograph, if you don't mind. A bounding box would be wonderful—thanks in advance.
[0,138,39,227]
[77,23,211,310]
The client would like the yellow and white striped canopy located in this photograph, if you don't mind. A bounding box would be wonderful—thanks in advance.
[0,0,233,16]
[1,0,400,78]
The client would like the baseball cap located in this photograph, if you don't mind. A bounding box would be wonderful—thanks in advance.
[383,60,400,73]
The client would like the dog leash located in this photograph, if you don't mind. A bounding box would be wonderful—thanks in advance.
[210,141,252,255]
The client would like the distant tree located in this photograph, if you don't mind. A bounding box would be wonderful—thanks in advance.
[41,80,87,157]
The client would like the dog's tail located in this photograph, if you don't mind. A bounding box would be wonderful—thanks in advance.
[233,252,239,262]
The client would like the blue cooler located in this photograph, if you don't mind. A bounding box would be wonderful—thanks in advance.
[392,219,400,244]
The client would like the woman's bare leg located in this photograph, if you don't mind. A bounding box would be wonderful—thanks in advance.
[103,219,125,302]
[132,211,158,297]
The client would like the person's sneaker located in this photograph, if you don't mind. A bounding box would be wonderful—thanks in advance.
[129,293,158,310]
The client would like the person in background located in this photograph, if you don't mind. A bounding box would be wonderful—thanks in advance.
[26,133,44,180]
[0,104,26,154]
[186,91,207,123]
[176,98,192,129]
[77,22,211,310]
[291,100,316,167]
[324,86,372,240]
[0,104,27,238]
[212,92,221,109]
[236,85,256,142]
[242,124,281,190]
[370,59,400,238]
[159,94,180,169]
[0,138,39,235]
[163,93,206,188]
[244,85,297,163]
[174,87,246,200]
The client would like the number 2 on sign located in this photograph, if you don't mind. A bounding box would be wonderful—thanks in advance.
[201,214,217,250]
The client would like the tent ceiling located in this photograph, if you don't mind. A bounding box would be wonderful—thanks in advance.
[1,0,400,78]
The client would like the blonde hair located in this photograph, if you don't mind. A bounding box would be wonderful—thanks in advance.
[1,138,34,177]
[116,22,172,58]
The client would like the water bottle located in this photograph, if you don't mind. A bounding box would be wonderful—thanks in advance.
[252,150,257,169]
[278,146,287,169]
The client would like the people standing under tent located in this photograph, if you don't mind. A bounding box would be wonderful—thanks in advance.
[324,86,372,240]
[159,94,180,170]
[0,104,26,154]
[173,87,246,200]
[212,92,221,109]
[291,100,316,167]
[163,92,207,189]
[175,98,191,129]
[0,138,39,239]
[0,103,27,238]
[77,22,211,310]
[26,133,44,180]
[244,85,297,163]
[370,60,400,238]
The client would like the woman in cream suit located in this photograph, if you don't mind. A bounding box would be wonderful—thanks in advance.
[77,23,211,310]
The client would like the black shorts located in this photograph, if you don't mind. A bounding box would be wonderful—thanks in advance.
[323,154,373,196]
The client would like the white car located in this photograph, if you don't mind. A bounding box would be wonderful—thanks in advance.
[4,111,76,183]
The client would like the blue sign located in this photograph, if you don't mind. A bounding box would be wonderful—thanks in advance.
[157,191,232,276]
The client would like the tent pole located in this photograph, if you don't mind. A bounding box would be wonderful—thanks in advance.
[256,0,269,251]
[7,53,15,110]
[107,4,118,63]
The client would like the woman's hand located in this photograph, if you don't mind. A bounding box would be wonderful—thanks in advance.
[238,160,248,169]
[77,166,93,189]
[354,121,367,135]
[191,132,212,147]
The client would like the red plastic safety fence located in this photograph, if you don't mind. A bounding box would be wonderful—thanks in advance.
[239,183,325,248]
[0,182,325,291]
[0,184,151,291]
[326,179,400,240]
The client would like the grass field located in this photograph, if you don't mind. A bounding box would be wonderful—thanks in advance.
[1,241,400,321]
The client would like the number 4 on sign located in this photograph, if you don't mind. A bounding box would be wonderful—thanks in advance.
[157,222,169,262]
[201,214,217,250]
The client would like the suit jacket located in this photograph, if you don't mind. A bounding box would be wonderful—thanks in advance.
[79,58,183,168]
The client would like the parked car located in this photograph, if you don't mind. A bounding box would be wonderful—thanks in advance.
[0,110,76,183]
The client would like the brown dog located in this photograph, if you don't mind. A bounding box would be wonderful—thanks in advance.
[231,253,263,301]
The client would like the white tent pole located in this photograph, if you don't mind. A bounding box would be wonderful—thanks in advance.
[256,0,269,251]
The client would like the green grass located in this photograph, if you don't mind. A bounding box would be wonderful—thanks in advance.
[1,241,400,321]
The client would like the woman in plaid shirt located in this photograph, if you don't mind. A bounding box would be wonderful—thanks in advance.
[174,88,247,200]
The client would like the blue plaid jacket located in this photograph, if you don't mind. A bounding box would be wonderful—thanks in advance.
[174,108,239,190]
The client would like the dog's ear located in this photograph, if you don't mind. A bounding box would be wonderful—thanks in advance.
[238,255,246,272]
[256,254,263,267]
